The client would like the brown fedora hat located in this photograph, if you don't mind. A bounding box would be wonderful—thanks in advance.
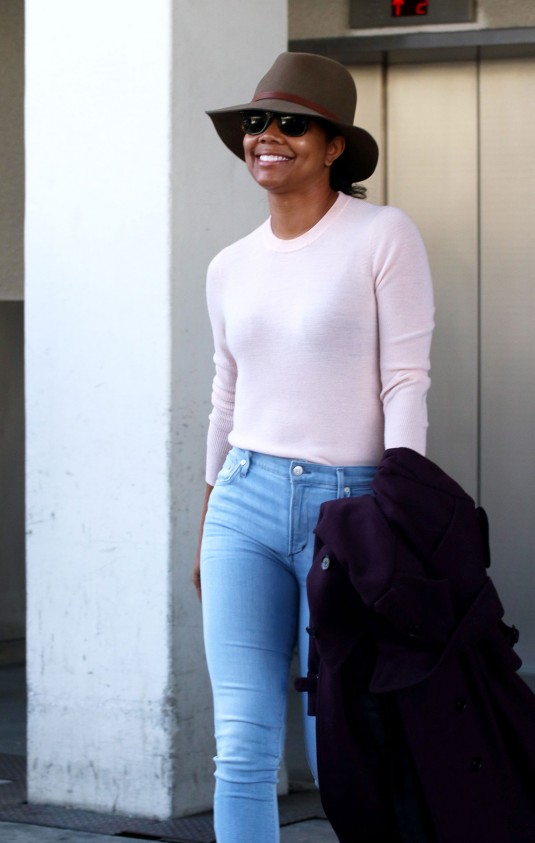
[206,52,379,183]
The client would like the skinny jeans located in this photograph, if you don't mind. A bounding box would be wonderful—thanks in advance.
[201,447,376,843]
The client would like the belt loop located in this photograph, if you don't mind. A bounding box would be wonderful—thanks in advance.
[239,450,251,476]
[336,467,344,499]
[337,467,352,498]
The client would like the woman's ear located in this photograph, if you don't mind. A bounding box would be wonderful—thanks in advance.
[326,135,346,167]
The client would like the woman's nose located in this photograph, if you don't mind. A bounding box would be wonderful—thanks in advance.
[258,118,284,141]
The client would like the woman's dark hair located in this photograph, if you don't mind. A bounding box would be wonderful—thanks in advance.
[330,161,367,199]
[321,120,368,199]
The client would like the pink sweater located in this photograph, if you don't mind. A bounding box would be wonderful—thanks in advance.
[205,193,434,486]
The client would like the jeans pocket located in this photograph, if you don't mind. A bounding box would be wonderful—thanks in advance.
[215,449,245,486]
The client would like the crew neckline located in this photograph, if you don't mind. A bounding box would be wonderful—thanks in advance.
[262,192,352,252]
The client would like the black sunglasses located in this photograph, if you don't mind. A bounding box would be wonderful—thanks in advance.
[240,110,310,137]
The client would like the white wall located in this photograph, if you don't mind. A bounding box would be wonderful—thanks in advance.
[25,0,175,817]
[25,0,286,818]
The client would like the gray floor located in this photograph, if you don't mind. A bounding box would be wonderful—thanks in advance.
[0,663,338,843]
[0,823,153,842]
[0,818,337,842]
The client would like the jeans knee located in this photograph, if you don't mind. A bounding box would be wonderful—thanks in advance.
[214,720,283,784]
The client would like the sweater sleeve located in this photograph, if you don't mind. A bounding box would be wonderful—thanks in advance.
[205,255,237,485]
[372,207,435,455]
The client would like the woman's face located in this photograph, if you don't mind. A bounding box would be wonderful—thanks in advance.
[242,115,345,197]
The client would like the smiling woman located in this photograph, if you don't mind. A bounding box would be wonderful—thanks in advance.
[195,52,435,843]
[242,115,345,234]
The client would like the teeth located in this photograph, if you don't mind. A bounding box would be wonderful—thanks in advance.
[259,154,289,162]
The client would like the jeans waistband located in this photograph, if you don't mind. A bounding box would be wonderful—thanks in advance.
[230,447,377,490]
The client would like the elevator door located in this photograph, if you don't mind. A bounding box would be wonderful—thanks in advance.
[350,57,535,672]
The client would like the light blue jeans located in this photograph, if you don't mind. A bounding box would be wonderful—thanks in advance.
[201,448,376,843]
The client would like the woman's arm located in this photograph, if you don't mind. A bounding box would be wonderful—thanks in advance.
[373,206,435,455]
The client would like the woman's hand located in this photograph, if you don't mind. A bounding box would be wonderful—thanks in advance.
[193,483,214,601]
[192,543,202,601]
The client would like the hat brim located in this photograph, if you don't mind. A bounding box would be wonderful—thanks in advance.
[207,99,379,184]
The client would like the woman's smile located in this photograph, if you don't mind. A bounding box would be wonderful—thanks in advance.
[256,153,293,163]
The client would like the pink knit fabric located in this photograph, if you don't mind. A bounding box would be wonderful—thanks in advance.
[205,193,434,486]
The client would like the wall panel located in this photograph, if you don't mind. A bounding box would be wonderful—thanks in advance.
[386,62,479,495]
[0,0,24,299]
[480,58,535,670]
[349,64,385,205]
[0,303,25,641]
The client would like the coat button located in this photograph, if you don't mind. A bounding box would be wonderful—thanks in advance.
[456,697,468,712]
[321,556,330,570]
[471,757,483,772]
[407,623,421,638]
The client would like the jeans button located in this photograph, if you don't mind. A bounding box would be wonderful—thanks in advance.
[292,465,304,476]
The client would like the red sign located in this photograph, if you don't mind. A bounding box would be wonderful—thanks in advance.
[392,0,429,16]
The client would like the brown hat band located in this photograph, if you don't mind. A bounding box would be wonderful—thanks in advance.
[252,90,340,123]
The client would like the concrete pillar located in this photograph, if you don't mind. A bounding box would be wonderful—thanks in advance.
[25,0,287,819]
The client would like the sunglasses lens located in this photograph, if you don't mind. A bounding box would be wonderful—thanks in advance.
[240,111,310,137]
[278,115,309,136]
[240,112,270,135]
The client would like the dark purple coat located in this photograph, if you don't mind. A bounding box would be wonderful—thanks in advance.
[298,448,535,843]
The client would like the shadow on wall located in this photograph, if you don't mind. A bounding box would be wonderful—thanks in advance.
[0,303,25,648]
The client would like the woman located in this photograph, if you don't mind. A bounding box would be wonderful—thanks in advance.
[194,52,434,843]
